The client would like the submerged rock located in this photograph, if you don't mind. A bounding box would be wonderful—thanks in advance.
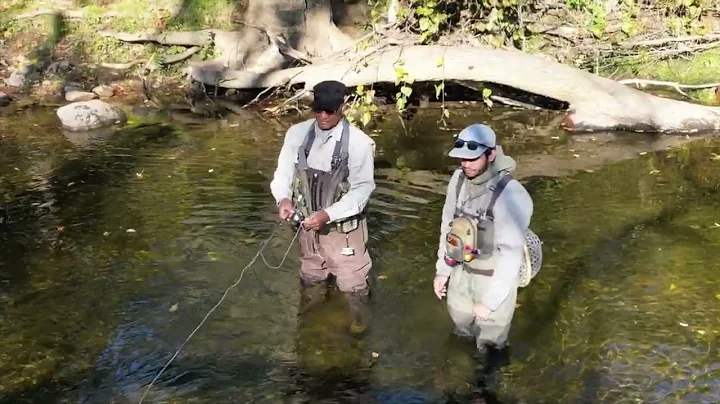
[0,92,11,107]
[56,100,126,131]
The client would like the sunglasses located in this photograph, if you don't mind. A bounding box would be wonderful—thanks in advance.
[314,109,337,115]
[454,139,489,151]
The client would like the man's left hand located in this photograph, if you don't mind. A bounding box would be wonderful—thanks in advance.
[473,303,491,320]
[303,210,330,230]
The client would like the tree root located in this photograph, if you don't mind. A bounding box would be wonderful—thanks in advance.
[100,31,214,46]
[98,46,201,70]
[186,44,720,133]
[12,8,124,20]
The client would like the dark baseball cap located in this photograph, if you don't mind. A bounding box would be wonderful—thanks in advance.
[312,80,347,111]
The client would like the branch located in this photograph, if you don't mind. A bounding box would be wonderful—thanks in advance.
[619,79,720,97]
[620,32,720,48]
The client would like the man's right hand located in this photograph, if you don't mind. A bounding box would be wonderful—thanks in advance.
[277,198,294,220]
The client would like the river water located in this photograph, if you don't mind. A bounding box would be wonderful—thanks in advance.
[0,105,718,403]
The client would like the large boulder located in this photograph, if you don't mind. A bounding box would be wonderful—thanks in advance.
[56,100,126,131]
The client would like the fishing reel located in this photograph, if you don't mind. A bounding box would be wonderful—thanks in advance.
[289,210,305,228]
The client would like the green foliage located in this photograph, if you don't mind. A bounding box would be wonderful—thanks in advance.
[566,0,608,38]
[411,0,449,43]
[345,84,379,127]
[660,0,711,35]
[393,58,415,111]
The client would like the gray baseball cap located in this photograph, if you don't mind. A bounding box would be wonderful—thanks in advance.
[448,124,496,159]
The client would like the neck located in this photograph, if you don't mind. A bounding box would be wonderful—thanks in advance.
[315,118,344,135]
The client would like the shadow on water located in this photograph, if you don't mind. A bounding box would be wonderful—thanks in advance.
[1,106,719,403]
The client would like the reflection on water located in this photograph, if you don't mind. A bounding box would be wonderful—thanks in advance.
[0,106,718,403]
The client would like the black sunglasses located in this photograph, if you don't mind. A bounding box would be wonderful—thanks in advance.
[454,139,489,151]
[314,109,338,115]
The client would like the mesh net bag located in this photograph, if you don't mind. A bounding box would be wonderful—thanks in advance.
[518,228,543,287]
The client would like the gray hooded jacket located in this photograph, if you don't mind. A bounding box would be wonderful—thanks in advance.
[435,147,534,311]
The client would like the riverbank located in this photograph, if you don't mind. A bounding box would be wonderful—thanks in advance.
[2,0,720,116]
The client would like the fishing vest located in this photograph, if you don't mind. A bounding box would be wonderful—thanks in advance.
[445,169,542,287]
[291,119,363,233]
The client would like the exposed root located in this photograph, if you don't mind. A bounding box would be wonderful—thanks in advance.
[100,31,214,46]
[97,46,201,70]
[12,8,124,20]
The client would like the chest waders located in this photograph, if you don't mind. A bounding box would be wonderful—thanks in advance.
[444,172,543,287]
[291,119,364,236]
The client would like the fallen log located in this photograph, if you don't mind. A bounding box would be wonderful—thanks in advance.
[187,44,720,133]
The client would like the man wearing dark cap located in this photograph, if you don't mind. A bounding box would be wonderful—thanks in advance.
[270,80,376,300]
[432,123,541,353]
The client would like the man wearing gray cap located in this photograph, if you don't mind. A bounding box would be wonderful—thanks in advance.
[270,80,376,300]
[432,123,534,352]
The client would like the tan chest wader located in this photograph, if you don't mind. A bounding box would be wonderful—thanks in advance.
[291,119,365,241]
[445,172,543,287]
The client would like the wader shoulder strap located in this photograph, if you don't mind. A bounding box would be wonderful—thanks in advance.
[331,119,350,171]
[303,122,316,159]
[454,170,465,202]
[453,170,465,216]
[486,173,512,220]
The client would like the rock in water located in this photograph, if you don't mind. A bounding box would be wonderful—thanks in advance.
[65,91,97,102]
[0,92,11,107]
[56,100,126,131]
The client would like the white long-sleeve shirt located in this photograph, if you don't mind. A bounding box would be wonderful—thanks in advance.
[270,118,376,223]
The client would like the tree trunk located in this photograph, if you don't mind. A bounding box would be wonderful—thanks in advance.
[175,0,354,77]
[188,45,720,133]
[238,0,352,67]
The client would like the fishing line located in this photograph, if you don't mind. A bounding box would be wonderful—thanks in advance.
[138,222,302,404]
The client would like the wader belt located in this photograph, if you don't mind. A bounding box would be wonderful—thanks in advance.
[462,267,494,277]
[454,171,513,220]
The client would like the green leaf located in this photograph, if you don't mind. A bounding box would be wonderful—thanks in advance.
[482,88,492,99]
[436,55,445,67]
[397,97,407,110]
[361,111,372,126]
[416,6,432,16]
[443,108,450,118]
[419,17,430,32]
[356,84,364,95]
[400,86,413,97]
[435,82,445,99]
[364,91,374,104]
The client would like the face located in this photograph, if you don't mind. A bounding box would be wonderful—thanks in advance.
[460,149,496,179]
[314,109,342,130]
